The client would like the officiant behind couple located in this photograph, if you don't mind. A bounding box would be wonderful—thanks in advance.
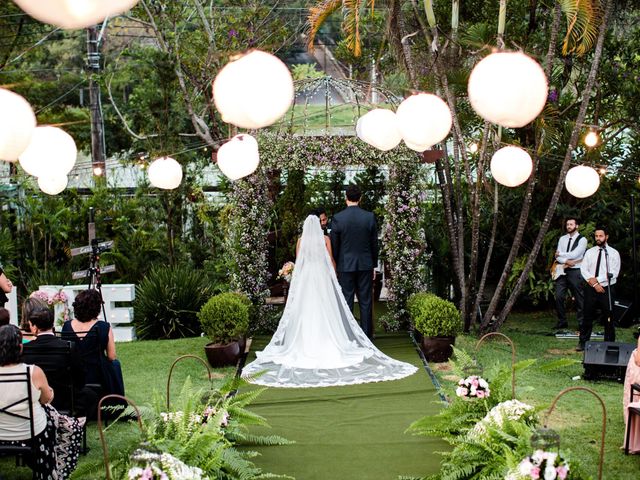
[243,185,417,388]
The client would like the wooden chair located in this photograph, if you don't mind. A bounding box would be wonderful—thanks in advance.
[624,382,640,455]
[0,366,36,477]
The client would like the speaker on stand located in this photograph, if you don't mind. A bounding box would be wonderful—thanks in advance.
[582,341,635,382]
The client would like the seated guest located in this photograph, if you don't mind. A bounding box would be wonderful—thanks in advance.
[61,289,124,399]
[20,297,47,343]
[624,336,640,453]
[0,307,9,326]
[0,324,58,479]
[22,304,98,418]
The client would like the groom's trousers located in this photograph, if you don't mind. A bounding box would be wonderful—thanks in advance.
[338,270,374,338]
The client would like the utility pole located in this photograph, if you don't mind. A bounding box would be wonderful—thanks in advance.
[86,23,107,179]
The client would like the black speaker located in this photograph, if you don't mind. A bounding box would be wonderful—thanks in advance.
[582,341,635,382]
[613,300,634,328]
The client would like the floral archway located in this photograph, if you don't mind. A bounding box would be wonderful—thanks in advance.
[226,131,428,332]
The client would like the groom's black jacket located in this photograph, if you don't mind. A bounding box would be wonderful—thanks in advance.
[330,205,378,272]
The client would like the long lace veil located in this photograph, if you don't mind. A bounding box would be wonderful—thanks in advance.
[242,215,417,387]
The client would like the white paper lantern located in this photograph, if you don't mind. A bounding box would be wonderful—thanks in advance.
[18,126,77,177]
[148,156,182,190]
[403,139,431,152]
[216,134,260,180]
[356,109,402,151]
[396,93,452,149]
[213,50,294,129]
[13,0,139,29]
[490,146,532,187]
[565,165,600,198]
[0,88,36,162]
[38,174,68,195]
[468,51,548,128]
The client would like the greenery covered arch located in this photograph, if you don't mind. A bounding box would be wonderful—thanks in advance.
[226,78,428,331]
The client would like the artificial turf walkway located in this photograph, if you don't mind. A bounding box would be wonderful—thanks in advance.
[244,333,447,480]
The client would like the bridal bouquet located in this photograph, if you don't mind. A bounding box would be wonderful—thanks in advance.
[278,261,295,282]
[456,375,490,399]
[507,450,570,480]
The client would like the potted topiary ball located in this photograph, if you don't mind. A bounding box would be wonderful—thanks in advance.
[198,292,251,368]
[408,292,463,362]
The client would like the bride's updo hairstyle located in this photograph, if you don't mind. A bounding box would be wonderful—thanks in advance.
[72,289,102,323]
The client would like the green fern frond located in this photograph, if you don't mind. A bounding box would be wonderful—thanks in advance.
[227,431,294,446]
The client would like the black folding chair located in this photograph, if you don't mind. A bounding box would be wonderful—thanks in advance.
[0,366,37,478]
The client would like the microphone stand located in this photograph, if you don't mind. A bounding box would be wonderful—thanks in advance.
[603,245,614,341]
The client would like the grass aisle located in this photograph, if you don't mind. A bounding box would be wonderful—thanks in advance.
[244,333,447,480]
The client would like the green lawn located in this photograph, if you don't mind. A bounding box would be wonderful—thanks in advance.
[2,309,640,479]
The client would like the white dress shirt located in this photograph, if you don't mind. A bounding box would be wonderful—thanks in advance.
[556,232,587,268]
[580,244,621,286]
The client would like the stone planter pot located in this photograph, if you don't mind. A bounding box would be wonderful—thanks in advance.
[420,336,456,363]
[204,341,241,368]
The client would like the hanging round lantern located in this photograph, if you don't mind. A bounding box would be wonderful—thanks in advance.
[216,134,260,180]
[148,156,183,190]
[403,139,431,152]
[396,93,452,149]
[0,88,36,162]
[356,109,402,151]
[565,165,600,198]
[13,0,139,29]
[18,126,77,177]
[468,51,548,128]
[213,50,294,129]
[490,146,532,187]
[37,174,68,195]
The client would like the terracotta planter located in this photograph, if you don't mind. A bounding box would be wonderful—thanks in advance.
[204,341,241,368]
[420,336,456,363]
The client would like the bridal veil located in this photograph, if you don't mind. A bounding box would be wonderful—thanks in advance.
[242,215,417,388]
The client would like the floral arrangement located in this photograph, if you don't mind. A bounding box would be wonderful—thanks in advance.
[456,375,490,399]
[277,261,295,282]
[159,406,229,432]
[471,399,536,439]
[30,289,69,325]
[507,450,570,480]
[127,449,206,480]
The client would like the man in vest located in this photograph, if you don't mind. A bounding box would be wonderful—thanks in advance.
[553,217,588,331]
[577,226,621,350]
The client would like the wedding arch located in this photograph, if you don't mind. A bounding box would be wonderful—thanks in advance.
[225,77,429,331]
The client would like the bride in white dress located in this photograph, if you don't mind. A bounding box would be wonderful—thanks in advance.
[242,215,417,388]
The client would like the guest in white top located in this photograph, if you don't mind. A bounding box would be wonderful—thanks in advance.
[577,227,621,350]
[553,217,588,330]
[0,324,57,479]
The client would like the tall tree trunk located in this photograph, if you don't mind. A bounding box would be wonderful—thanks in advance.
[473,181,499,326]
[489,0,612,331]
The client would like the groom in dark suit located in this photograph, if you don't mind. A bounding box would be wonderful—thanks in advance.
[331,184,378,338]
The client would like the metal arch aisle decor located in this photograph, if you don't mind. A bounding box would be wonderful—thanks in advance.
[226,76,429,331]
[166,355,213,410]
[475,332,517,399]
[543,387,607,480]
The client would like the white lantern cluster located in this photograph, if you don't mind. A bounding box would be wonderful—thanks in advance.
[490,146,532,187]
[148,156,183,190]
[18,126,77,195]
[356,109,402,151]
[0,88,36,162]
[468,51,548,128]
[213,50,294,129]
[396,93,452,152]
[565,165,600,198]
[13,0,139,29]
[216,134,260,180]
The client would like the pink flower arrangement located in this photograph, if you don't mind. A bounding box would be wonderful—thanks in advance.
[455,375,490,399]
[29,289,70,324]
[515,450,570,480]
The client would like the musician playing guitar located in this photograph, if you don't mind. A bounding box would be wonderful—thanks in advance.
[553,217,588,331]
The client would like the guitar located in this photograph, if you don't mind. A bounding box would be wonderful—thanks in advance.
[550,260,565,280]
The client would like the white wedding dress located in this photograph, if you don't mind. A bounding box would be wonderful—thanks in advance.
[242,215,417,388]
